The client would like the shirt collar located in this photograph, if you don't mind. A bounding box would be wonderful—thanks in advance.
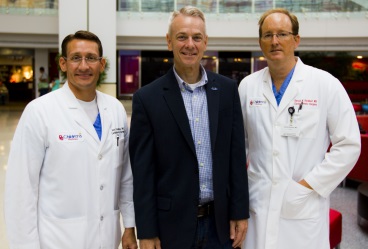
[173,65,208,92]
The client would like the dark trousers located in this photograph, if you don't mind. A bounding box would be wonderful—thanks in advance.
[191,214,233,249]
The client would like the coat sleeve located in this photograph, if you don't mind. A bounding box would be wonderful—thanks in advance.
[305,75,361,198]
[119,105,136,228]
[229,81,250,220]
[4,103,44,249]
[129,91,159,239]
[238,77,250,161]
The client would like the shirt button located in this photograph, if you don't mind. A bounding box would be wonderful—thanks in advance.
[197,140,201,145]
[100,216,104,221]
[98,154,102,160]
[100,185,104,190]
[199,163,204,167]
[195,118,199,122]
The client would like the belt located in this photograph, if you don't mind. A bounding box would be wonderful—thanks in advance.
[197,201,214,217]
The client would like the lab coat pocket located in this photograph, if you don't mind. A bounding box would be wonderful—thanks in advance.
[281,180,319,219]
[115,136,125,168]
[248,170,266,214]
[39,214,87,248]
[295,109,320,138]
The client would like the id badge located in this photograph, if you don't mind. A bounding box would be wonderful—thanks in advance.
[281,125,300,137]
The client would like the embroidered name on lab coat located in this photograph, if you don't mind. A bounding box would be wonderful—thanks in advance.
[249,98,267,107]
[112,127,125,136]
[294,99,318,107]
[58,132,85,142]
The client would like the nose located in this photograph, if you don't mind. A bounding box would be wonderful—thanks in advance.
[271,34,279,44]
[186,37,194,48]
[78,58,89,69]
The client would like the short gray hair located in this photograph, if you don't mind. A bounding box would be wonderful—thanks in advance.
[168,6,206,35]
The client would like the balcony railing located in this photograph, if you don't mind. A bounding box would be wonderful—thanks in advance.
[0,0,58,15]
[0,0,366,16]
[117,0,368,13]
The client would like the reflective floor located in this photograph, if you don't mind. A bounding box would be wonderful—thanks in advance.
[0,102,24,249]
[1,100,367,249]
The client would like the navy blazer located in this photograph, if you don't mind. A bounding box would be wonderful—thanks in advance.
[129,67,249,249]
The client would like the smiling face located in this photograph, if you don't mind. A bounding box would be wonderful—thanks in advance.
[259,13,300,65]
[59,39,106,97]
[166,14,208,74]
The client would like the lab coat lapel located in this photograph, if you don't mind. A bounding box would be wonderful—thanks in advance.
[96,92,112,150]
[277,79,300,116]
[206,76,219,153]
[162,71,196,156]
[61,82,100,145]
[277,60,305,117]
[262,71,278,111]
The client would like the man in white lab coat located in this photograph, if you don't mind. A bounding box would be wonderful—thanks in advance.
[239,8,361,249]
[4,30,137,249]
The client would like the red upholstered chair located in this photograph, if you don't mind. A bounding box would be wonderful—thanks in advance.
[329,209,342,249]
[357,115,368,131]
[353,103,362,113]
[346,134,368,182]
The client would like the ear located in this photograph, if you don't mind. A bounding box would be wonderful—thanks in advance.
[258,38,263,51]
[59,56,67,72]
[166,33,172,51]
[100,58,106,73]
[294,34,301,49]
[204,35,208,50]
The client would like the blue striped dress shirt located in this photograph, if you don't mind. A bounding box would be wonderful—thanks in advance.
[173,66,214,204]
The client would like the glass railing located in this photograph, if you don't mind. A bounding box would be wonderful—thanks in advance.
[117,0,368,13]
[0,0,58,15]
[1,0,366,16]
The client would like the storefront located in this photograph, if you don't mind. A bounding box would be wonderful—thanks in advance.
[0,48,59,102]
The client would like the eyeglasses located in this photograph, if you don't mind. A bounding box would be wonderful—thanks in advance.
[63,55,102,64]
[261,32,295,41]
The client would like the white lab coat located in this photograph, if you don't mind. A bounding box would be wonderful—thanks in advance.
[5,82,135,249]
[239,58,360,249]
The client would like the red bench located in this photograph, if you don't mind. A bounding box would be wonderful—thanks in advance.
[329,208,342,249]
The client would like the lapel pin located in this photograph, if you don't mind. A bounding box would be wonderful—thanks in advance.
[211,87,218,91]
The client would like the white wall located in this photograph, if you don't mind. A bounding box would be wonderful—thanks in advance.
[89,0,117,85]
[58,0,88,48]
[0,14,58,34]
[0,9,367,52]
[116,12,368,52]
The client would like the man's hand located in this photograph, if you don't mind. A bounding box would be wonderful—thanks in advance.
[298,179,313,190]
[230,219,248,248]
[121,227,138,249]
[139,237,161,249]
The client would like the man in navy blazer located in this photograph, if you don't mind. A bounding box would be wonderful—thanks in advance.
[129,6,249,249]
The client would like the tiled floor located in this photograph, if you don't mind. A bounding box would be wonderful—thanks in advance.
[330,182,368,248]
[1,100,368,249]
